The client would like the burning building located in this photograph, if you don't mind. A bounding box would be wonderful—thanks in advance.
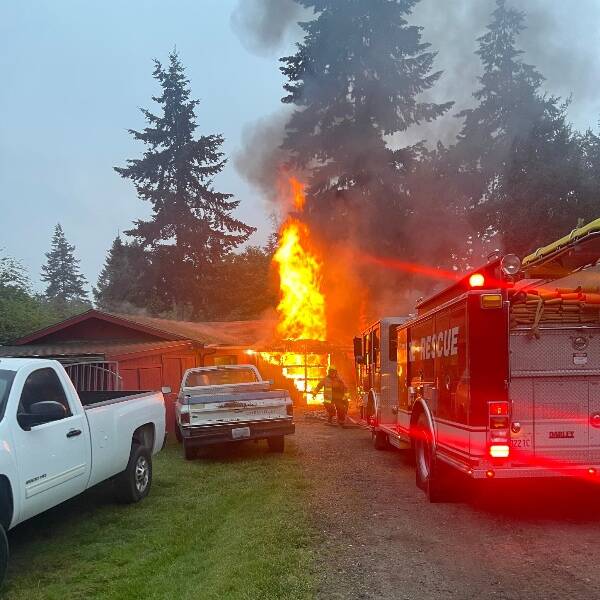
[253,178,350,406]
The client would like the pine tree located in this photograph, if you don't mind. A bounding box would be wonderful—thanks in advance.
[115,51,255,317]
[41,224,89,306]
[452,0,588,255]
[280,0,453,257]
[94,236,152,312]
[455,0,548,178]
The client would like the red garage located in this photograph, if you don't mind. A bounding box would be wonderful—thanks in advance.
[0,309,270,432]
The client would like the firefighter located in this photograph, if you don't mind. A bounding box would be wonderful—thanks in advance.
[313,367,348,425]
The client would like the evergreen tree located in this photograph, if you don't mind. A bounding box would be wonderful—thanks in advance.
[94,236,152,312]
[41,224,89,305]
[452,0,591,256]
[115,51,255,317]
[280,0,453,258]
[0,251,65,344]
[207,245,278,321]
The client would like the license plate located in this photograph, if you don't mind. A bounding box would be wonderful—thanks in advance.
[232,426,251,440]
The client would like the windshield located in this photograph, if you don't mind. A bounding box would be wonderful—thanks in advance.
[184,368,258,388]
[0,370,16,422]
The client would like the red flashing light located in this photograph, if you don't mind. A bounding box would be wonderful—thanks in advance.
[489,402,509,416]
[469,273,485,288]
[589,468,596,476]
[485,469,495,478]
[489,444,510,459]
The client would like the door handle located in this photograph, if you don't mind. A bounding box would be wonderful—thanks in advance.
[66,429,82,438]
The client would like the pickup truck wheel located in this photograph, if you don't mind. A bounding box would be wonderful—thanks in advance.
[116,444,152,504]
[0,525,8,587]
[174,425,182,444]
[267,435,285,453]
[183,440,196,460]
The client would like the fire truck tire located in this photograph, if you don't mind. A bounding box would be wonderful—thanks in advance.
[414,412,450,502]
[373,430,390,450]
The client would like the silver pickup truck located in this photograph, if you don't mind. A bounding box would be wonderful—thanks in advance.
[174,365,295,459]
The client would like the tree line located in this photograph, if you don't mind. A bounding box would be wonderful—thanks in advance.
[2,0,599,343]
[282,0,598,279]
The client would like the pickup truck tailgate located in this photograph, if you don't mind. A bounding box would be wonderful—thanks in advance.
[186,390,290,426]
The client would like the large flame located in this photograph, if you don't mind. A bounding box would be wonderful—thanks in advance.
[274,218,326,341]
[261,178,329,405]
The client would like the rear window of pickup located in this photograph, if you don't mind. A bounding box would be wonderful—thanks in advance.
[0,369,16,422]
[185,368,258,387]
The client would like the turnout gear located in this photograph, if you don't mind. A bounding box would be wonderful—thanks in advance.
[314,370,348,425]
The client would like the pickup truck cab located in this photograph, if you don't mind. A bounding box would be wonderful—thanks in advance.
[0,358,166,585]
[175,364,295,459]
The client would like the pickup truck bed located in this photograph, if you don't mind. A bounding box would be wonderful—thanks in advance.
[78,390,156,407]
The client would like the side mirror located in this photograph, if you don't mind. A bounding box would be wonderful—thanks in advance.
[353,337,364,364]
[18,401,66,431]
[161,386,172,394]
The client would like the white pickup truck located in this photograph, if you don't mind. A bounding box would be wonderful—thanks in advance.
[0,358,166,585]
[175,365,295,459]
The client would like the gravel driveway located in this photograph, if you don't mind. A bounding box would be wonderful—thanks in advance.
[296,416,600,600]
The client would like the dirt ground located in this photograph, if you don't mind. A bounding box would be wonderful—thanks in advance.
[296,415,600,600]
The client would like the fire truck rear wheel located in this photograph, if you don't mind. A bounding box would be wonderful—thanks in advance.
[414,412,449,503]
[373,430,389,450]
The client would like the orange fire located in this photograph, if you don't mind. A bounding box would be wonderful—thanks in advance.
[260,179,329,405]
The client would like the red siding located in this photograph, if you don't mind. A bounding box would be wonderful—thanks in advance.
[114,348,205,434]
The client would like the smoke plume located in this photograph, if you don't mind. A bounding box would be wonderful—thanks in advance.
[230,0,304,56]
[401,0,600,147]
[233,0,600,338]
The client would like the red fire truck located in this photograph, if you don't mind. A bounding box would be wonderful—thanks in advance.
[355,218,600,501]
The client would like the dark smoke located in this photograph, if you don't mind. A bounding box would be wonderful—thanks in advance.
[233,0,600,334]
[230,0,304,56]
[233,108,295,209]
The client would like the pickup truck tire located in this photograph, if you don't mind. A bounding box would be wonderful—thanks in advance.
[116,444,152,504]
[174,425,182,444]
[0,525,8,587]
[183,439,196,461]
[267,435,285,453]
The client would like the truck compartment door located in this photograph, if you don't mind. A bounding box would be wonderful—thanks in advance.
[533,379,589,466]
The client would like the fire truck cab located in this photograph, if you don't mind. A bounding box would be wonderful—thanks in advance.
[359,218,600,501]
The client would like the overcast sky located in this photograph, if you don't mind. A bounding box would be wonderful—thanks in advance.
[1,0,599,293]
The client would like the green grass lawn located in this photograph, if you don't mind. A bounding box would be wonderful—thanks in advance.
[3,439,316,599]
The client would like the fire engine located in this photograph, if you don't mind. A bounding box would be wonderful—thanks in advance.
[354,218,600,501]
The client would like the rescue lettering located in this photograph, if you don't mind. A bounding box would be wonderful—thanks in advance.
[409,327,459,362]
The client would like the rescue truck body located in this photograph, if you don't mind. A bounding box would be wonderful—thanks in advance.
[356,218,600,501]
[354,317,405,444]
